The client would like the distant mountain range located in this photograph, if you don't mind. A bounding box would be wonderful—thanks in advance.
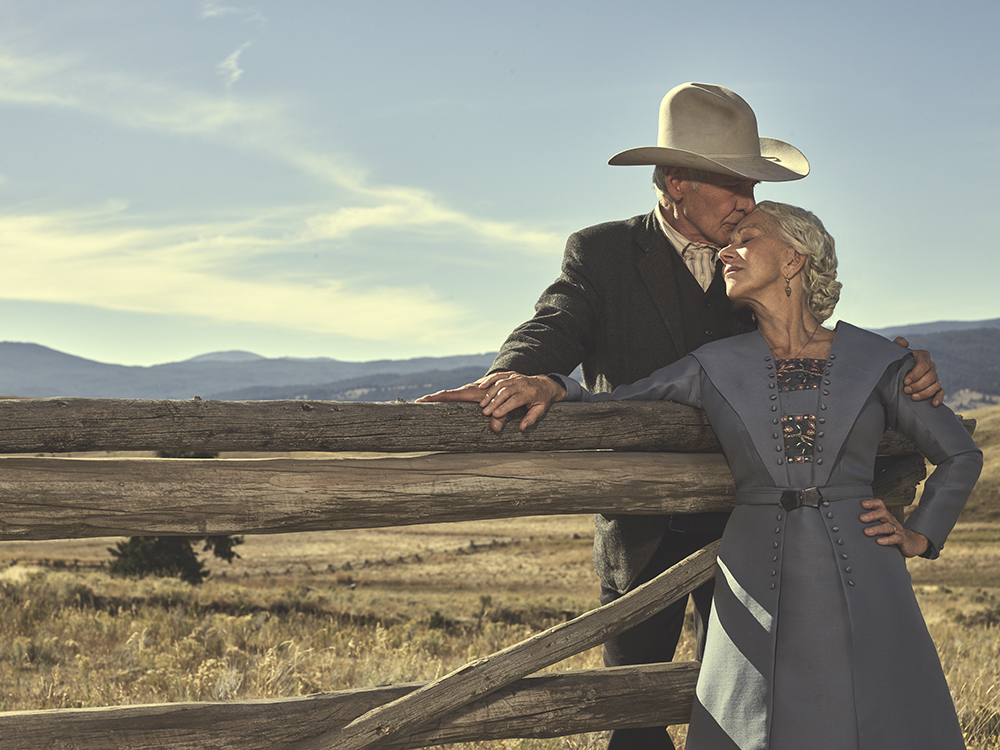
[0,342,498,400]
[869,318,1000,339]
[1,317,998,404]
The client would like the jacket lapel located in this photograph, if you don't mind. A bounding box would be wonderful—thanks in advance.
[691,331,789,485]
[634,211,687,358]
[809,323,910,485]
[690,323,909,488]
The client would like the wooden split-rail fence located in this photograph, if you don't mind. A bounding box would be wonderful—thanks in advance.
[0,396,958,749]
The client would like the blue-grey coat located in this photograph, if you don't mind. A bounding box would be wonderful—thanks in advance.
[556,322,983,750]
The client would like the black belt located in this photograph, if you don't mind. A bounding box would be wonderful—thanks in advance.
[780,487,824,511]
[735,485,868,511]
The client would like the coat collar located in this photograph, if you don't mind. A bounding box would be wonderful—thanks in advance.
[634,210,688,357]
[690,322,910,486]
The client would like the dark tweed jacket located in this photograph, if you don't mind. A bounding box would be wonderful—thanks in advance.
[491,210,753,593]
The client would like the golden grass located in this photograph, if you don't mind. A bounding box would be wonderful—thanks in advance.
[0,549,610,749]
[917,585,1000,749]
[961,404,1000,522]
[3,537,999,748]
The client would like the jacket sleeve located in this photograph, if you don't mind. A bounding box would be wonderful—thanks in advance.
[490,229,604,377]
[884,358,983,558]
[552,354,705,409]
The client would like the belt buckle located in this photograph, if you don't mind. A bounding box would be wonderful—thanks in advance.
[780,487,823,511]
[800,487,822,507]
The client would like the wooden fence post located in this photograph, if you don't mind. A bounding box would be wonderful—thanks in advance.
[292,541,720,750]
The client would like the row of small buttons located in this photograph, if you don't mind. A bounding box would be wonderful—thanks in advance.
[823,500,855,587]
[770,512,782,589]
[767,503,857,594]
[764,356,783,464]
[815,354,835,465]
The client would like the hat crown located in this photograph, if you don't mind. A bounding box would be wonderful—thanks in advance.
[607,81,809,182]
[659,83,762,158]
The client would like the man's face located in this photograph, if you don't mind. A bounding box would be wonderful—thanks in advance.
[673,172,758,246]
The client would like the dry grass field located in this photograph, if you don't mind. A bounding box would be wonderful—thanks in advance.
[1,405,998,748]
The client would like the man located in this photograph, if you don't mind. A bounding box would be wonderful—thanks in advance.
[424,82,941,749]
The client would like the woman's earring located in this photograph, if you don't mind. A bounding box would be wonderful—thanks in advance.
[784,276,792,297]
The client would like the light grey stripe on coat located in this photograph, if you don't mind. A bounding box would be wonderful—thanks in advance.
[697,574,770,750]
[717,556,773,632]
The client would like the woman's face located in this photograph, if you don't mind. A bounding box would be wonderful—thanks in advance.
[718,212,797,307]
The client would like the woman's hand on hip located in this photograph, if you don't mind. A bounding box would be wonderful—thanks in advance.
[860,498,930,558]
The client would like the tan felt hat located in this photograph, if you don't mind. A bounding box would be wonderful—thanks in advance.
[609,82,809,182]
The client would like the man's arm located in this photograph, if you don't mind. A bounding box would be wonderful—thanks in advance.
[490,230,602,377]
[425,231,605,431]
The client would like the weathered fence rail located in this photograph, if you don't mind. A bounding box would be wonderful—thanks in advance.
[0,397,973,748]
[0,452,737,541]
[2,663,700,750]
[0,451,928,542]
[0,397,937,455]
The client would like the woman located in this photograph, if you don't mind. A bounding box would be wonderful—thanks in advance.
[418,202,982,749]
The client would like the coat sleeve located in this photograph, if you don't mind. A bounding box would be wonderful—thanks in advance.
[489,229,604,377]
[552,354,705,409]
[884,357,983,558]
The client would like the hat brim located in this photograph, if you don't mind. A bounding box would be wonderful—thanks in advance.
[608,137,809,182]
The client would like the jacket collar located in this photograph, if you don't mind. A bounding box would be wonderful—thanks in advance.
[690,322,910,486]
[634,210,688,357]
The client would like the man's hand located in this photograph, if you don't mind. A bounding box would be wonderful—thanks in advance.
[893,337,944,406]
[417,372,567,432]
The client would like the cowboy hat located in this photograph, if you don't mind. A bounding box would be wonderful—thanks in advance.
[608,82,809,182]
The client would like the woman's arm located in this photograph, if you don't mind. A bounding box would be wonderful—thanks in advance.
[553,353,705,407]
[418,354,707,432]
[877,358,983,558]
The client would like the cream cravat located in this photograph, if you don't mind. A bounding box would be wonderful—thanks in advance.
[682,243,719,292]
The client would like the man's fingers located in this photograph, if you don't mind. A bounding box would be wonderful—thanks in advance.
[415,385,485,403]
[907,372,944,404]
[519,403,551,431]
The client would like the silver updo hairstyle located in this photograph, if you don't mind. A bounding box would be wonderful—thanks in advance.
[753,201,841,323]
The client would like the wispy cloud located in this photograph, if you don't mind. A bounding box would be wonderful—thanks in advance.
[0,47,559,250]
[0,51,83,108]
[199,1,266,25]
[0,42,561,349]
[0,49,278,134]
[199,2,266,90]
[0,205,465,344]
[217,41,252,89]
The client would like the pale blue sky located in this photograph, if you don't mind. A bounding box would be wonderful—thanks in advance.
[2,0,997,366]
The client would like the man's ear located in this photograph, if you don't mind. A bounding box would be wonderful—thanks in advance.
[665,167,688,201]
